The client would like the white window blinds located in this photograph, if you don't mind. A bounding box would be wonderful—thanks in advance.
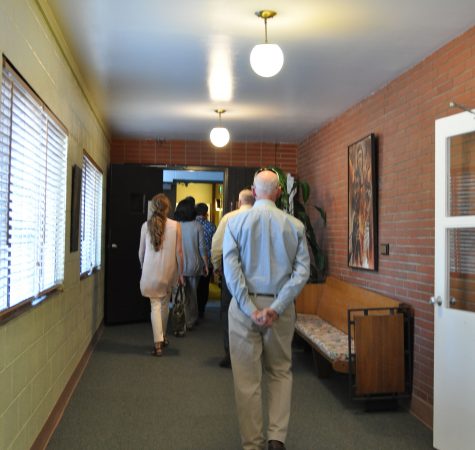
[80,154,102,275]
[450,170,475,275]
[0,60,67,311]
[449,135,475,275]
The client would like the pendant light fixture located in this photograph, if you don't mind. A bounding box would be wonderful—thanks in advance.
[250,10,284,78]
[210,109,230,148]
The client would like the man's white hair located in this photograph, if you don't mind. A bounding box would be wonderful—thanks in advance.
[253,171,279,196]
[238,189,255,205]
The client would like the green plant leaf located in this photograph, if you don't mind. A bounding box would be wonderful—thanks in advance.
[314,206,327,225]
[271,167,327,283]
[300,181,310,203]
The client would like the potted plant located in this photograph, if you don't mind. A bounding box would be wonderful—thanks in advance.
[272,167,327,283]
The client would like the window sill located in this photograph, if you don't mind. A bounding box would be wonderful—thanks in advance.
[80,266,101,280]
[0,285,63,326]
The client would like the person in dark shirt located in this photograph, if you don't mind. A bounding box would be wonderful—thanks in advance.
[195,203,216,319]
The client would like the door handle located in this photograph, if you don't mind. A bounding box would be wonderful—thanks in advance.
[111,243,118,249]
[429,296,442,306]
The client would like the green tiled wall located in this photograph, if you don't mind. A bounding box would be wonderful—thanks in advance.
[0,1,109,449]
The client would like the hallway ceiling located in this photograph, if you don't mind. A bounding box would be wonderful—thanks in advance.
[47,0,474,143]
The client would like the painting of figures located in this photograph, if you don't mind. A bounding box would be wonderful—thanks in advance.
[348,134,377,270]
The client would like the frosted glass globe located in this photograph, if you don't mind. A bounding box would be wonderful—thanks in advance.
[250,43,284,78]
[210,127,230,148]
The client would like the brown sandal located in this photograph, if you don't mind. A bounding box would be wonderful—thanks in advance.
[151,342,164,357]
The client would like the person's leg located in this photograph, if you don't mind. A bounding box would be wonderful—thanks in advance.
[220,270,232,366]
[197,275,206,318]
[229,298,266,450]
[184,276,199,329]
[262,304,295,445]
[150,296,166,355]
[160,294,170,344]
[197,271,211,318]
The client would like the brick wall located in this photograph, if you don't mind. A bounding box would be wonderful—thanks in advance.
[298,26,475,427]
[110,138,298,174]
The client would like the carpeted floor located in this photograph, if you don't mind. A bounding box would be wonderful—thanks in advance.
[47,305,433,450]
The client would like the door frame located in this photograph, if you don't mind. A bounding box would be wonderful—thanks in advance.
[433,110,475,450]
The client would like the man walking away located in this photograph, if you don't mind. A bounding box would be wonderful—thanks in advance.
[223,169,310,450]
[211,189,254,367]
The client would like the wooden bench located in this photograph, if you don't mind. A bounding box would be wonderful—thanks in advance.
[295,276,411,399]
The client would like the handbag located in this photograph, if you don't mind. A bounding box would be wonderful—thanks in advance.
[171,284,186,337]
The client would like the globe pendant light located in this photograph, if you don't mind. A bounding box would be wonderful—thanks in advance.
[250,10,284,78]
[210,109,230,148]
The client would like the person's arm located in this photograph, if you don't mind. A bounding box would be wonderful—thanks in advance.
[208,222,217,268]
[211,216,227,272]
[176,222,184,285]
[138,223,146,268]
[223,220,257,318]
[270,224,310,316]
[197,223,208,275]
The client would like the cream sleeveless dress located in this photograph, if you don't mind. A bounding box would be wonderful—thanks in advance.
[138,219,178,298]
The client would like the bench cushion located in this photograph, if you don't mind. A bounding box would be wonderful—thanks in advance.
[295,313,351,363]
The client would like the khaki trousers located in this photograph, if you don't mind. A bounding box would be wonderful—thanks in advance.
[229,296,295,450]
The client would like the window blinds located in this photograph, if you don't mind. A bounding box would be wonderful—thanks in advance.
[450,168,475,275]
[0,60,67,311]
[80,154,102,275]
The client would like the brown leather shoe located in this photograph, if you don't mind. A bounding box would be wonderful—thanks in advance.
[268,440,286,450]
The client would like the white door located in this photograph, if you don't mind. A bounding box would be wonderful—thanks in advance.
[433,111,475,450]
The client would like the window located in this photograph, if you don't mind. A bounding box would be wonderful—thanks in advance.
[0,59,68,313]
[449,134,475,275]
[80,153,102,275]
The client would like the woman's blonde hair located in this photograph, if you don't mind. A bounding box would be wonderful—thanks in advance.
[147,194,170,251]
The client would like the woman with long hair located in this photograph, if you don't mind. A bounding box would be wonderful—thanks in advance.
[174,197,208,331]
[139,193,184,356]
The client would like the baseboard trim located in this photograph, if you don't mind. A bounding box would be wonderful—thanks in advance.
[410,394,433,430]
[31,321,104,450]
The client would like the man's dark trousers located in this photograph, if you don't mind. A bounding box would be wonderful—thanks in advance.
[221,268,232,358]
[197,270,212,319]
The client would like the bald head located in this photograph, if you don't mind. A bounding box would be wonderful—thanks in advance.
[253,170,281,201]
[238,189,255,206]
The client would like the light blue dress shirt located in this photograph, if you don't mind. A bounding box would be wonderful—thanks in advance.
[223,199,310,317]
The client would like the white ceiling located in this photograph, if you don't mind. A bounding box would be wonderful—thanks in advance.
[47,0,474,143]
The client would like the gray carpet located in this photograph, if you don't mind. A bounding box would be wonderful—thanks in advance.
[47,304,433,450]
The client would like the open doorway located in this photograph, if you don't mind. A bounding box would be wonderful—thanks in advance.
[174,183,223,227]
[164,169,224,307]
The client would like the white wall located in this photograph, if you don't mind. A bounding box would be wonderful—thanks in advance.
[0,1,109,448]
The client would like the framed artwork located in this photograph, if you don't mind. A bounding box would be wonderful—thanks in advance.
[70,164,82,252]
[348,133,378,271]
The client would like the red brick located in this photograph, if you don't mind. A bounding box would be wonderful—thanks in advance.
[156,143,170,165]
[110,141,125,163]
